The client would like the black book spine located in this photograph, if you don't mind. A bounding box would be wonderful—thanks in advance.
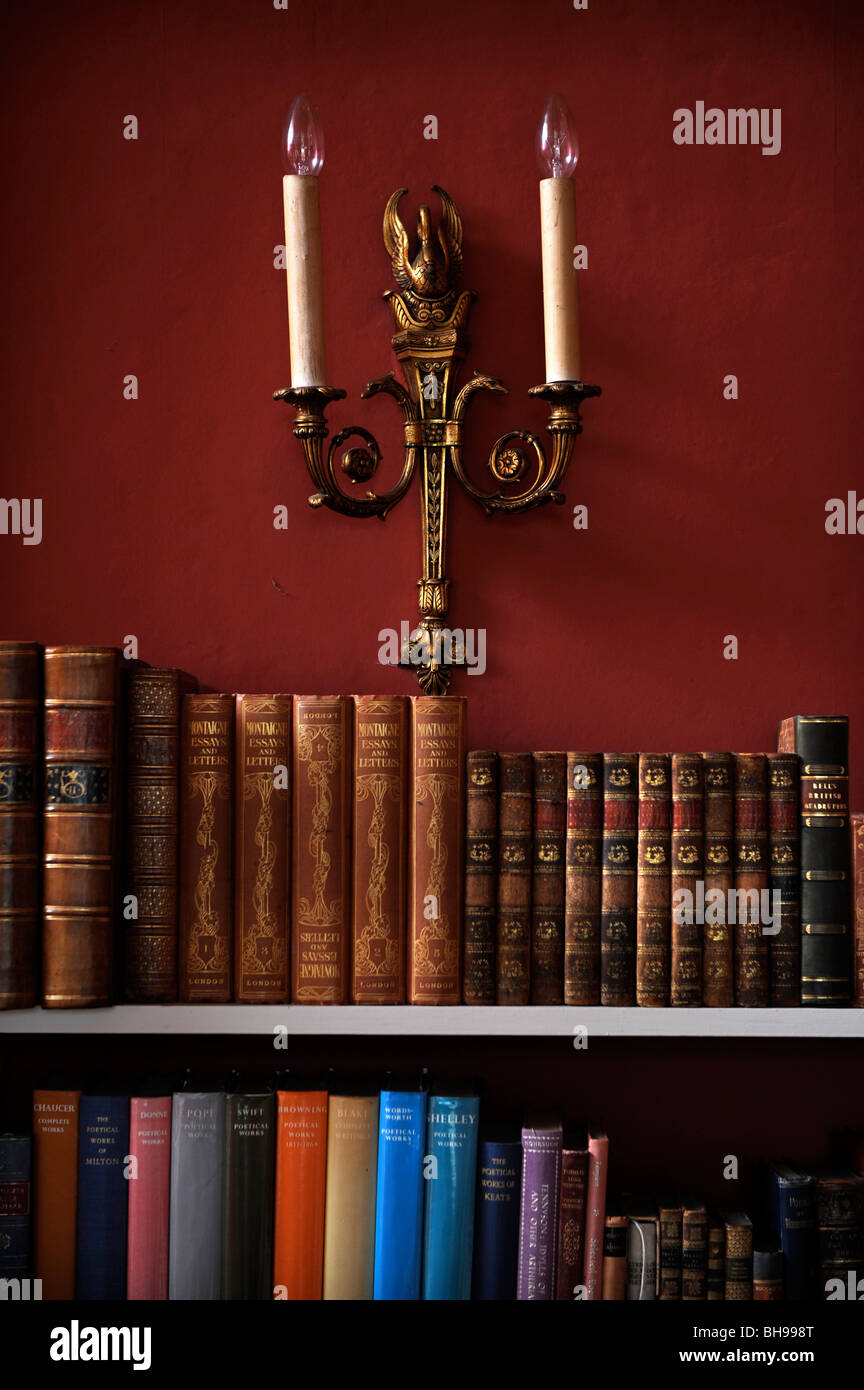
[222,1093,276,1299]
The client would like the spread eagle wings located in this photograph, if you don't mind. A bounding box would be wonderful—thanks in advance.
[382,186,463,296]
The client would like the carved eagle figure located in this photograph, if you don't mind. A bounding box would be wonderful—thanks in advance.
[383,185,463,303]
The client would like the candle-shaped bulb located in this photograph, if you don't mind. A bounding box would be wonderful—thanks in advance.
[283,92,324,176]
[536,92,578,179]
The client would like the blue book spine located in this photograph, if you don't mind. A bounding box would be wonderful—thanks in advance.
[768,1171,817,1300]
[421,1095,480,1301]
[473,1139,522,1300]
[0,1135,32,1277]
[76,1096,130,1300]
[373,1090,427,1300]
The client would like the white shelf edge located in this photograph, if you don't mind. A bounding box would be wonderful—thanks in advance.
[0,1006,863,1038]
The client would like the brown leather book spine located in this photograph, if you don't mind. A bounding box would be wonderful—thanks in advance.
[292,696,351,1004]
[733,753,769,1006]
[564,752,602,1005]
[462,750,498,1005]
[235,694,292,1003]
[600,753,637,1006]
[701,752,734,1006]
[496,752,533,1005]
[706,1216,724,1300]
[42,646,123,1007]
[351,695,408,1004]
[532,752,566,1004]
[0,642,41,1009]
[408,696,465,1005]
[854,814,864,1007]
[179,693,233,1002]
[636,753,671,1007]
[681,1200,707,1300]
[767,752,801,1007]
[671,753,704,1006]
[124,667,197,1002]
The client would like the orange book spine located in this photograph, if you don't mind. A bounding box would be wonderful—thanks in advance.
[32,1089,81,1298]
[272,1089,328,1300]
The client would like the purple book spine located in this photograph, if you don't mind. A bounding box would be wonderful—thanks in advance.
[517,1120,563,1300]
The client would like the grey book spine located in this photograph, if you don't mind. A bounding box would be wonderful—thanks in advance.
[169,1091,225,1300]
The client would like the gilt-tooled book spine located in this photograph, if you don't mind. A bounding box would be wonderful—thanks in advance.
[126,1096,171,1300]
[670,755,703,1006]
[0,642,41,1009]
[463,750,498,1005]
[778,716,851,1005]
[517,1116,563,1300]
[706,1215,725,1300]
[352,696,408,1004]
[125,667,197,1002]
[273,1089,329,1300]
[556,1143,588,1300]
[33,1089,80,1298]
[733,754,769,1006]
[0,1135,31,1277]
[496,752,533,1005]
[636,753,671,1007]
[767,752,801,1007]
[600,753,637,1007]
[814,1168,864,1292]
[408,697,465,1005]
[235,695,292,1003]
[722,1210,753,1299]
[701,753,734,1006]
[179,694,233,1002]
[681,1198,707,1300]
[853,814,864,1007]
[322,1093,379,1300]
[168,1091,224,1300]
[222,1092,275,1300]
[601,1204,627,1300]
[532,752,566,1004]
[43,646,123,1008]
[658,1196,683,1298]
[293,696,351,1004]
[564,752,602,1005]
[76,1095,129,1300]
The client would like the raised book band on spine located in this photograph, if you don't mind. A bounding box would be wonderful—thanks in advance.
[0,641,41,1009]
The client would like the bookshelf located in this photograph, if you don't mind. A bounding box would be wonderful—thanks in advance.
[2,1005,864,1037]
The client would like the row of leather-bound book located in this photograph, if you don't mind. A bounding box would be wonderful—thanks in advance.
[3,1082,861,1300]
[0,642,859,1008]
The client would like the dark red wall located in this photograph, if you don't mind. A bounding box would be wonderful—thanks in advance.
[2,0,862,798]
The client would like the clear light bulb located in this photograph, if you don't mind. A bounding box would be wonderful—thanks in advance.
[283,92,324,176]
[536,93,579,179]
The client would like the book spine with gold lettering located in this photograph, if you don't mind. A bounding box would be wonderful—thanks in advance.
[322,1093,379,1300]
[463,750,498,1005]
[351,696,408,1003]
[600,753,637,1006]
[564,752,602,1005]
[701,752,734,1006]
[0,642,41,1009]
[733,753,769,1006]
[292,696,351,1003]
[496,752,533,1005]
[124,667,197,1002]
[636,753,671,1007]
[722,1210,753,1299]
[767,752,801,1006]
[178,693,234,1002]
[42,646,123,1007]
[532,751,566,1004]
[854,814,864,1007]
[408,696,465,1005]
[778,716,851,1005]
[671,753,703,1006]
[235,695,292,1002]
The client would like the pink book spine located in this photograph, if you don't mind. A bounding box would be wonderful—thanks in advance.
[582,1127,609,1300]
[127,1097,172,1300]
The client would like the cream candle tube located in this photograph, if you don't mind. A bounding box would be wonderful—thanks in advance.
[283,173,327,388]
[539,176,581,383]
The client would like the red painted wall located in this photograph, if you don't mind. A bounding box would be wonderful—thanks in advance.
[3,0,862,799]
